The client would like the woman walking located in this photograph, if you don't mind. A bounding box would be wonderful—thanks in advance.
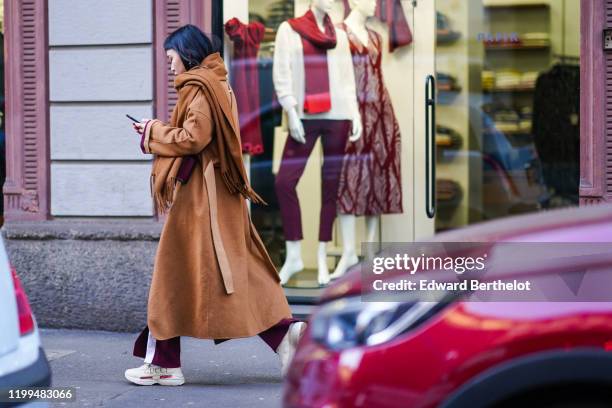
[125,24,305,386]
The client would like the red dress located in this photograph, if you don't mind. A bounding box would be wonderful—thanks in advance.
[337,26,403,216]
[224,18,265,155]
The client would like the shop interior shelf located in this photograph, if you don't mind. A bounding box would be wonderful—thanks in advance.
[437,33,461,45]
[484,2,549,10]
[484,44,550,51]
[438,85,463,93]
[483,87,535,94]
[483,129,532,136]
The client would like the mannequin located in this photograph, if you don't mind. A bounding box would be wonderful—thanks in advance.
[273,0,362,286]
[331,0,403,280]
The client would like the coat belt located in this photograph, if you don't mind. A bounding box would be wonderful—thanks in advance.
[204,160,235,295]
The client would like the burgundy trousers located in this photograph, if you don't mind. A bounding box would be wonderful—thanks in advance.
[275,119,351,242]
[133,318,300,368]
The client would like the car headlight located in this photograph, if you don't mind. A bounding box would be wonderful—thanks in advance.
[310,296,451,350]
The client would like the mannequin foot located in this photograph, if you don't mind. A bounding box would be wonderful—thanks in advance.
[330,251,359,280]
[365,216,379,243]
[279,258,304,286]
[317,243,330,286]
[318,263,330,286]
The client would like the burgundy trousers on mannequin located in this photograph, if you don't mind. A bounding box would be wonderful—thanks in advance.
[275,119,351,242]
[133,318,300,368]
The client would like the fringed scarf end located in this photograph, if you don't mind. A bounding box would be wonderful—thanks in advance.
[221,169,267,205]
[246,188,267,205]
[152,175,178,215]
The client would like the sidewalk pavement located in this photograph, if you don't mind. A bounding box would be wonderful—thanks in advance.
[40,328,285,408]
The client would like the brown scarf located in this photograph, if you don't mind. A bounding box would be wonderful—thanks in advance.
[150,52,264,214]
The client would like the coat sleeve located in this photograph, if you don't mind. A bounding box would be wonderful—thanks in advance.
[142,98,214,157]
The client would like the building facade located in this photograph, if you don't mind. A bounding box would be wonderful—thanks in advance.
[4,0,218,220]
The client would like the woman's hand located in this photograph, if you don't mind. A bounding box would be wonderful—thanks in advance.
[132,119,151,135]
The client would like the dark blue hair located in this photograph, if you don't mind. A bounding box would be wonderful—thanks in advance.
[163,24,219,71]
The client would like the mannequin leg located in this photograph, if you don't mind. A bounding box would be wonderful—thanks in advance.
[275,121,320,286]
[317,241,330,286]
[275,120,320,241]
[279,240,304,285]
[317,120,352,285]
[365,215,379,242]
[363,215,380,260]
[330,214,359,280]
[317,120,351,244]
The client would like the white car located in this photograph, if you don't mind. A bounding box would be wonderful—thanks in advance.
[0,236,51,407]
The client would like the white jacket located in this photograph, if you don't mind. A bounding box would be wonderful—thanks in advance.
[273,21,359,121]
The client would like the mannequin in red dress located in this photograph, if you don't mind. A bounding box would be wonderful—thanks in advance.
[332,0,403,279]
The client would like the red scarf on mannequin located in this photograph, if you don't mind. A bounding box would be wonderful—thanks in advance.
[288,9,337,114]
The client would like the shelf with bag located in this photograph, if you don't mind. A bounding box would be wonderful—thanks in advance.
[437,71,463,105]
[437,75,462,92]
[435,178,465,231]
[436,12,461,45]
[436,125,464,163]
[436,125,463,149]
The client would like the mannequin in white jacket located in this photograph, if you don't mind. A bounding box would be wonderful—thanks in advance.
[273,0,362,286]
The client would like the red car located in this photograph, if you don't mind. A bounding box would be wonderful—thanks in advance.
[284,205,612,408]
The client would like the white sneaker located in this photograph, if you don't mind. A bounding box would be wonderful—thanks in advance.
[276,322,307,376]
[124,363,185,386]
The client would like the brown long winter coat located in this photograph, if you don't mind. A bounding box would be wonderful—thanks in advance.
[142,52,292,341]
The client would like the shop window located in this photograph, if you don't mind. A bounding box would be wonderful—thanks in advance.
[222,0,581,291]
